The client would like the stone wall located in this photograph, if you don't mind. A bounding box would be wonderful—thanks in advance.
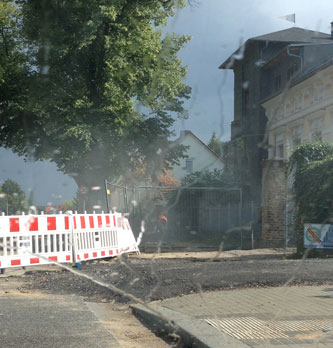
[261,159,288,247]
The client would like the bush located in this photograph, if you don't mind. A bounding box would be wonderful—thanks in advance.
[289,142,333,252]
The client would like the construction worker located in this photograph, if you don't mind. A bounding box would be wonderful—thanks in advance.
[157,215,168,233]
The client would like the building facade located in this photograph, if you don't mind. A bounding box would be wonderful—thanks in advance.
[263,60,333,160]
[220,26,333,246]
[261,56,333,246]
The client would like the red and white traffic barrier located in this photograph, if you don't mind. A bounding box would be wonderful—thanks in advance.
[0,214,72,269]
[72,213,121,262]
[0,212,139,270]
[120,217,139,254]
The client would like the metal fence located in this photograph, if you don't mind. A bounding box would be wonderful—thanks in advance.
[105,182,259,249]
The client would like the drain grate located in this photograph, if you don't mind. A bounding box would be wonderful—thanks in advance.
[268,319,333,332]
[205,317,289,340]
[204,317,333,340]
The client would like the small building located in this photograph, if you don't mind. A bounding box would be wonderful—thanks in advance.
[171,130,224,182]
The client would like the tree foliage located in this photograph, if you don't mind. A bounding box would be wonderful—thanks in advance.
[207,132,224,157]
[0,179,26,215]
[182,169,236,188]
[158,170,180,186]
[289,142,333,252]
[0,0,191,210]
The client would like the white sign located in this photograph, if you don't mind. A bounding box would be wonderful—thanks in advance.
[304,223,333,249]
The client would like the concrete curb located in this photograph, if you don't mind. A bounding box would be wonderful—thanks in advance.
[131,304,250,348]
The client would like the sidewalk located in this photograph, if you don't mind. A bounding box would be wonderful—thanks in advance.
[135,247,295,260]
[134,285,333,348]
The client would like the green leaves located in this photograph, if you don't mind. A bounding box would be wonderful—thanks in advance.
[0,179,26,215]
[289,142,333,174]
[289,142,333,251]
[0,0,191,192]
[208,132,225,157]
[289,142,333,221]
[182,169,236,188]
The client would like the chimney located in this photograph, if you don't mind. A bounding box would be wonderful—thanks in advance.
[331,21,333,38]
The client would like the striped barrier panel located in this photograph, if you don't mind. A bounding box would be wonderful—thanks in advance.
[0,214,73,269]
[72,213,122,263]
[120,217,139,254]
[0,212,139,269]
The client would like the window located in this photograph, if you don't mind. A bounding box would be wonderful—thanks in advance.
[287,66,294,80]
[292,136,301,147]
[291,125,302,147]
[185,159,193,174]
[287,63,299,81]
[277,144,284,158]
[310,117,323,142]
[312,131,322,142]
[275,134,284,158]
[274,75,281,91]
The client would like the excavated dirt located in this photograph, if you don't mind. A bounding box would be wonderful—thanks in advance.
[19,252,333,304]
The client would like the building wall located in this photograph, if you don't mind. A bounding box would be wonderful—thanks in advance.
[261,159,288,247]
[171,133,224,182]
[263,64,333,160]
[232,43,264,201]
[261,61,333,248]
[231,42,292,199]
[229,41,291,240]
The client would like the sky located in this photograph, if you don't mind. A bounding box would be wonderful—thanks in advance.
[1,0,333,205]
[169,0,333,143]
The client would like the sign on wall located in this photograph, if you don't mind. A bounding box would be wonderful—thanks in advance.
[304,223,333,249]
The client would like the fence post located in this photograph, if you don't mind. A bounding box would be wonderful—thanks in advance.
[251,200,254,249]
[105,179,110,212]
[239,189,243,249]
[69,211,75,263]
[227,203,231,230]
[124,187,128,213]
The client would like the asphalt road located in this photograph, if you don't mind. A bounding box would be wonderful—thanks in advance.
[0,277,170,348]
[22,254,333,303]
[0,292,119,348]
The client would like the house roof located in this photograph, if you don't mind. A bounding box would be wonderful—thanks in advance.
[219,27,332,70]
[262,42,333,70]
[251,27,331,43]
[261,56,333,105]
[174,130,224,162]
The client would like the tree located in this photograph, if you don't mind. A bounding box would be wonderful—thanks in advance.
[158,170,180,187]
[207,132,245,185]
[0,0,191,211]
[62,200,75,212]
[207,132,224,157]
[0,179,26,215]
